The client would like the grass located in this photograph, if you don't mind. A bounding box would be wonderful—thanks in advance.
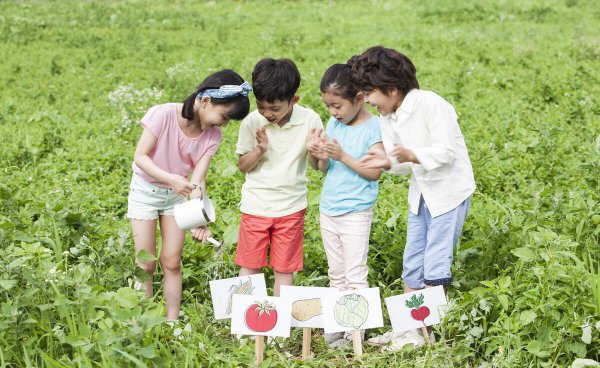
[0,0,599,366]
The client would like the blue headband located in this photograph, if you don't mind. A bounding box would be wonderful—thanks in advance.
[197,81,252,99]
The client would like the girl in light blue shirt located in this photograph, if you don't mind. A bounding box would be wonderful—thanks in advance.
[307,62,385,347]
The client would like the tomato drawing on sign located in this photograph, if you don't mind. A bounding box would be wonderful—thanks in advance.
[245,300,278,332]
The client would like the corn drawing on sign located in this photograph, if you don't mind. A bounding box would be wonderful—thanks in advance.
[226,277,255,315]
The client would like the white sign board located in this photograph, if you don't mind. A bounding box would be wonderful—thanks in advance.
[280,286,337,328]
[321,287,384,334]
[385,286,447,334]
[209,274,267,320]
[231,295,292,338]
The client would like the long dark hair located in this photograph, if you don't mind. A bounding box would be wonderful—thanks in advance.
[320,63,358,101]
[182,69,250,121]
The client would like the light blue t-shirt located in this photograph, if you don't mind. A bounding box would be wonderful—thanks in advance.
[320,116,382,216]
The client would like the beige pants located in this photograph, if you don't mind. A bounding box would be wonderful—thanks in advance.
[320,208,373,291]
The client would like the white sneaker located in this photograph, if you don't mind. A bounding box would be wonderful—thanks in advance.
[381,330,426,352]
[367,329,408,346]
[324,332,344,345]
[418,329,436,345]
[328,337,351,349]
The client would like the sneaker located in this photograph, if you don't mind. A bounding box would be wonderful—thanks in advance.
[380,330,426,352]
[328,336,351,348]
[367,329,408,346]
[324,332,344,345]
[417,329,436,345]
[343,330,365,340]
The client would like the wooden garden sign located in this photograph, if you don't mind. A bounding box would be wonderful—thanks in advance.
[384,286,447,346]
[321,287,384,357]
[280,286,337,360]
[230,295,292,365]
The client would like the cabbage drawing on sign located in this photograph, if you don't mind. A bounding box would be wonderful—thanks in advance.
[334,293,369,329]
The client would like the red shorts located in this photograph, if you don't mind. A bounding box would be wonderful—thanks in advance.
[235,209,306,273]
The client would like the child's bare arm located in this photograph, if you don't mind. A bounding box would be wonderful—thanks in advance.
[189,155,212,198]
[238,127,268,173]
[317,157,329,173]
[339,143,384,181]
[238,146,264,173]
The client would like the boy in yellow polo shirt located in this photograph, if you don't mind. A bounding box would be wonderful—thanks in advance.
[235,58,323,296]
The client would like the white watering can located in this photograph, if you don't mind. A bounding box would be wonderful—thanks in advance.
[174,196,224,252]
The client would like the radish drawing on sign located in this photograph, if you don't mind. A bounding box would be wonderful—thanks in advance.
[406,293,430,326]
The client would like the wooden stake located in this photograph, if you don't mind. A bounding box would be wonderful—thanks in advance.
[351,330,362,357]
[255,335,264,366]
[301,328,312,360]
[421,326,432,346]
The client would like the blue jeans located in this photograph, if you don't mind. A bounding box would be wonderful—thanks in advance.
[402,196,471,289]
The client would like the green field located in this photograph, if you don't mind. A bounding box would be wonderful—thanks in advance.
[1,0,599,366]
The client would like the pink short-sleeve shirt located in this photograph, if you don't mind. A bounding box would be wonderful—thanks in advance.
[132,103,222,187]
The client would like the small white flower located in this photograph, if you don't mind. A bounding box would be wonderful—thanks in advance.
[582,324,592,344]
[471,307,478,318]
[173,327,182,337]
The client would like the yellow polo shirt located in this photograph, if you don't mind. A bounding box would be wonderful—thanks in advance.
[236,104,323,217]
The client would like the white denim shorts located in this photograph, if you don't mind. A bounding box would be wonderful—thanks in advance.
[126,174,185,220]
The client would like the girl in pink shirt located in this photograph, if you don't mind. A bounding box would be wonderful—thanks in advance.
[126,69,251,321]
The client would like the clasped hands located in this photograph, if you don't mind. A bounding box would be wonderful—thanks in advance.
[306,128,345,161]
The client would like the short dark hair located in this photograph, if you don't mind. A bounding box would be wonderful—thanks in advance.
[252,58,301,102]
[320,63,358,101]
[349,46,419,95]
[182,69,250,121]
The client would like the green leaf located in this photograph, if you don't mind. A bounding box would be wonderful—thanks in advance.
[0,279,17,290]
[385,212,400,228]
[520,310,537,325]
[113,348,149,368]
[512,247,535,262]
[114,287,139,309]
[137,345,156,359]
[526,340,550,357]
[498,294,509,310]
[13,231,35,242]
[498,276,512,289]
[223,224,239,245]
[565,342,587,358]
[136,249,157,261]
